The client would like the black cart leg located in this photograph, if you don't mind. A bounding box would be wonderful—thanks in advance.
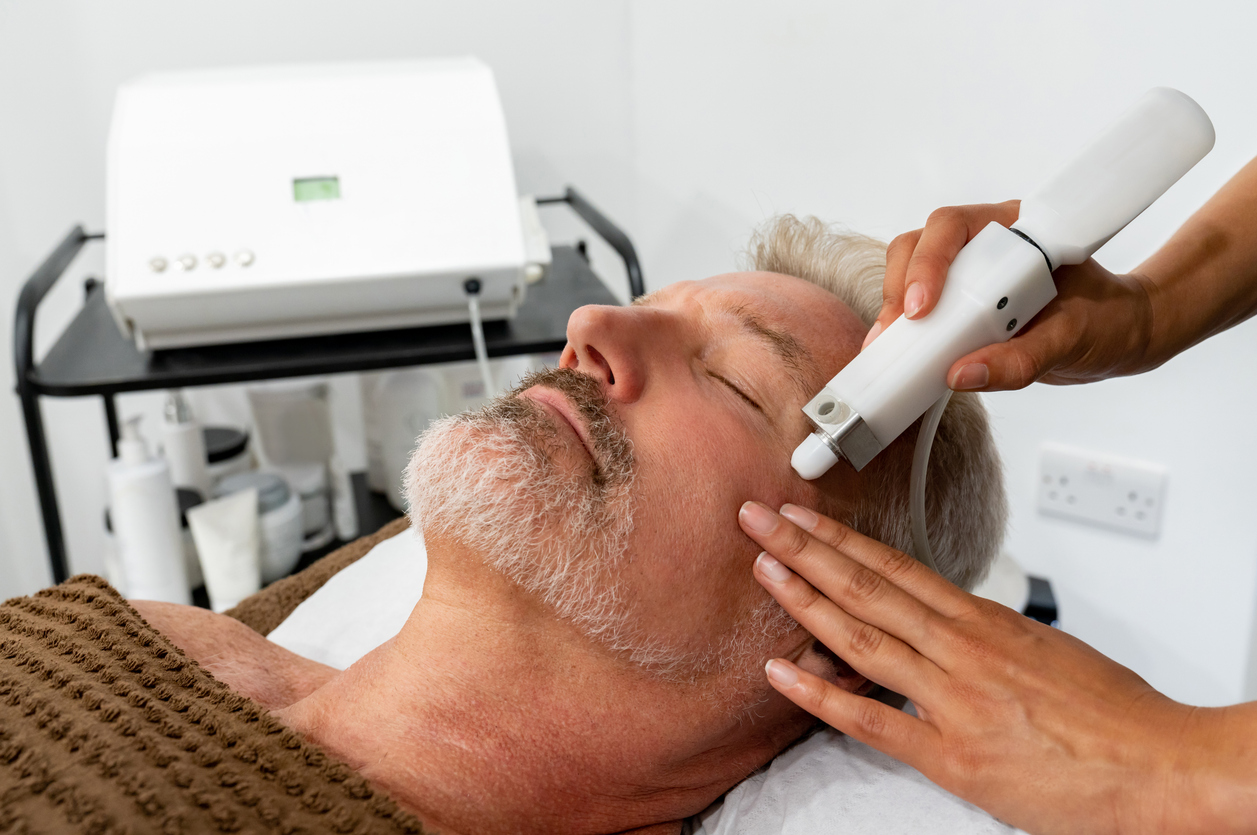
[104,394,120,457]
[14,227,93,587]
[19,390,70,584]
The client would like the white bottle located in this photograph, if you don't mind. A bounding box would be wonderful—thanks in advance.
[329,454,359,541]
[107,416,191,604]
[162,390,212,500]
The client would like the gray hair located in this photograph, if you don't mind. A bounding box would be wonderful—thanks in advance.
[746,215,1007,590]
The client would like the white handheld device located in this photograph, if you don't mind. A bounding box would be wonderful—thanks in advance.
[793,88,1215,480]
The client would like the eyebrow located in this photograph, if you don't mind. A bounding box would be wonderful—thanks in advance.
[632,289,822,400]
[723,302,817,397]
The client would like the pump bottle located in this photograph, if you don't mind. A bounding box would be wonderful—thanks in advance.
[107,416,191,604]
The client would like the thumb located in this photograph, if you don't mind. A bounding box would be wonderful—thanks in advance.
[947,338,1055,392]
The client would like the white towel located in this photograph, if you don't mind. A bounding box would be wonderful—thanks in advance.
[267,527,427,669]
[693,724,1026,835]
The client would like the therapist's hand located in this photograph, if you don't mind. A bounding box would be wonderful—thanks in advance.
[738,500,1256,835]
[868,201,1156,391]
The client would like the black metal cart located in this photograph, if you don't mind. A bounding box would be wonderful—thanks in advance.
[15,187,643,586]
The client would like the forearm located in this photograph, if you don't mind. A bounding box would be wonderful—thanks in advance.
[1135,155,1257,369]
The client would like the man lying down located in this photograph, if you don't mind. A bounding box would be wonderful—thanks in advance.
[1,216,1008,835]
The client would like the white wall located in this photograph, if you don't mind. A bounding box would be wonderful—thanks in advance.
[622,0,1257,708]
[4,0,1257,707]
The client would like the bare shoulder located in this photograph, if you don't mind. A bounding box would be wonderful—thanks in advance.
[130,599,338,710]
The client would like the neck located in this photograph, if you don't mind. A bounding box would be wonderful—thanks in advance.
[274,538,803,835]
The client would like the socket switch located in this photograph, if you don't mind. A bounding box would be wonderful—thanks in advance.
[1037,443,1166,538]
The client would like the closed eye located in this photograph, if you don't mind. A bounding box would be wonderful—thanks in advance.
[708,370,763,412]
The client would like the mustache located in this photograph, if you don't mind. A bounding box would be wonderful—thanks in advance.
[488,367,635,488]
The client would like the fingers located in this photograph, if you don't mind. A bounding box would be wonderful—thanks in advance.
[870,229,922,347]
[764,657,938,766]
[947,311,1073,392]
[867,201,1021,350]
[739,502,956,652]
[902,207,978,320]
[948,347,1043,392]
[776,503,972,618]
[753,549,942,697]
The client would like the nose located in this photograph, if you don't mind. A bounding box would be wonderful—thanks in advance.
[560,304,650,404]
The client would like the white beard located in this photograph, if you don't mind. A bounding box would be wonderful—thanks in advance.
[405,370,798,689]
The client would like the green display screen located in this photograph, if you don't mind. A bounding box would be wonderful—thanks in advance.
[293,176,341,202]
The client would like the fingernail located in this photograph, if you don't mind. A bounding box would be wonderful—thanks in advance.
[860,320,884,350]
[779,503,818,532]
[951,363,989,391]
[904,283,925,318]
[740,501,779,534]
[765,659,799,687]
[756,551,793,583]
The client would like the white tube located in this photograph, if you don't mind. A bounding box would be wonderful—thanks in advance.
[186,488,261,612]
[909,392,950,574]
[466,294,496,398]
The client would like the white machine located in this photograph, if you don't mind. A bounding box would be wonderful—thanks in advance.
[793,88,1216,481]
[105,58,550,349]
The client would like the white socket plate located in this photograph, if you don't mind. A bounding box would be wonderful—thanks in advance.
[1037,443,1167,539]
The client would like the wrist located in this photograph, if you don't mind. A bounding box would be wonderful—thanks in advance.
[1120,271,1165,376]
[1171,705,1257,834]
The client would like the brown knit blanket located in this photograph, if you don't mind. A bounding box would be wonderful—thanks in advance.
[0,527,428,834]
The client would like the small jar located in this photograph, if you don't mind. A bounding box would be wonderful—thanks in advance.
[214,471,304,584]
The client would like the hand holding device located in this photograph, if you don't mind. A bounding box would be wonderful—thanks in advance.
[875,205,1160,391]
[793,88,1215,481]
[874,148,1257,394]
[738,500,1257,835]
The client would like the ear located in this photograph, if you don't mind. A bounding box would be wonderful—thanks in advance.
[795,638,876,697]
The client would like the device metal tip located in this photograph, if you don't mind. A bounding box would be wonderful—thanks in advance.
[792,432,840,480]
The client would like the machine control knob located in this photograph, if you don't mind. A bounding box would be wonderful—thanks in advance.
[234,249,255,267]
[206,252,226,269]
[149,256,168,273]
[176,254,197,271]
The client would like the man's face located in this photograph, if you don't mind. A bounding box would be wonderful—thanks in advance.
[410,271,867,699]
[553,272,867,683]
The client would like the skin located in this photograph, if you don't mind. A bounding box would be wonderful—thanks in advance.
[761,155,1257,833]
[135,270,882,835]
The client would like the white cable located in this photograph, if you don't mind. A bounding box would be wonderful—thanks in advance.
[466,293,496,399]
[910,391,951,574]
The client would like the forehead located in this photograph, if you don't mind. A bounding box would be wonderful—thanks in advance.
[649,271,867,381]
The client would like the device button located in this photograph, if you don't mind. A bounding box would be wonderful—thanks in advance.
[206,252,227,269]
[149,256,168,273]
[235,249,255,267]
[176,254,197,271]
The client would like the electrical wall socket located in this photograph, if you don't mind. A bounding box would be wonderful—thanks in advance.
[1037,443,1167,538]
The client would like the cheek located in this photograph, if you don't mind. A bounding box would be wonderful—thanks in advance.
[617,399,799,621]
